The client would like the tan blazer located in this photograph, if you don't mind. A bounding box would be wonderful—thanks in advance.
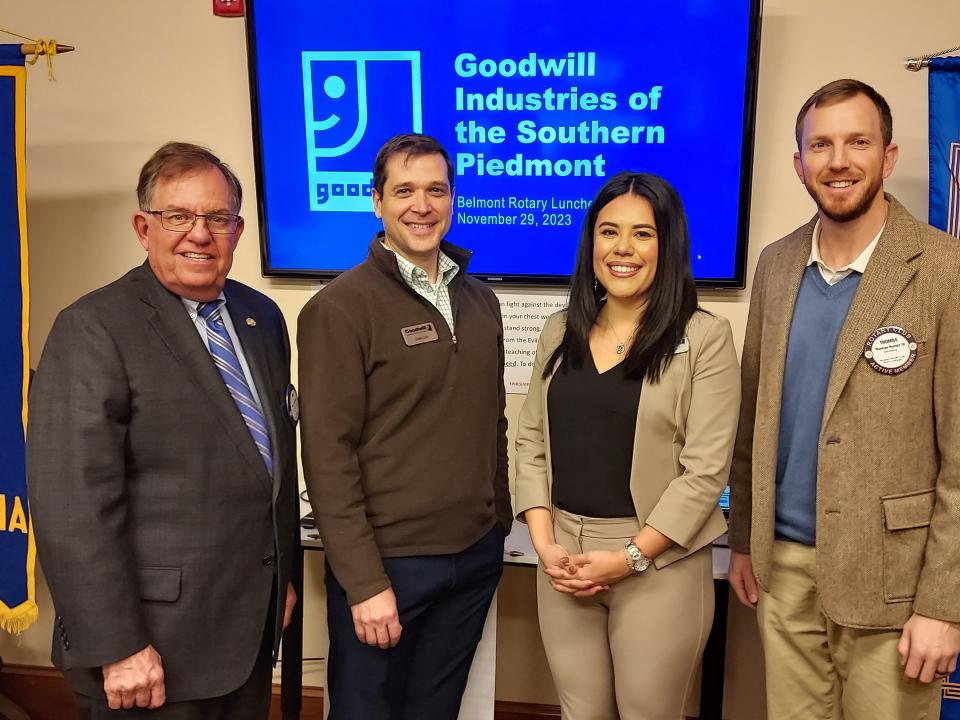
[728,195,960,628]
[515,309,741,567]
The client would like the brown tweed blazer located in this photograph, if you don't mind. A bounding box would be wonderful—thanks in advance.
[728,195,960,629]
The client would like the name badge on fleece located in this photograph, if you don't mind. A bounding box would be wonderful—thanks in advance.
[401,322,439,347]
[673,337,690,354]
[863,326,917,375]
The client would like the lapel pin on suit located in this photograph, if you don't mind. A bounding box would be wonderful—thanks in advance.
[246,317,257,327]
[286,385,299,424]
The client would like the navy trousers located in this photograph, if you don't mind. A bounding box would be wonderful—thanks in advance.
[325,523,505,720]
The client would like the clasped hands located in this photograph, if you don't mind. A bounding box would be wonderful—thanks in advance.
[537,542,632,598]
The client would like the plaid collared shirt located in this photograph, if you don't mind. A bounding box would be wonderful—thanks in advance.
[386,246,460,333]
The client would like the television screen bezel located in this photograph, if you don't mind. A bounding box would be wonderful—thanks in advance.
[245,0,763,289]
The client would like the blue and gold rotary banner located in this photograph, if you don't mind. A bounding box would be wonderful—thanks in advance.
[929,57,960,238]
[0,44,35,634]
[929,55,960,719]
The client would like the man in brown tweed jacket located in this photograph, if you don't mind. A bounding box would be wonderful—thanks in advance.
[728,79,960,719]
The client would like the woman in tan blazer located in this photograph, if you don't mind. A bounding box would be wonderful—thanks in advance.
[515,172,741,720]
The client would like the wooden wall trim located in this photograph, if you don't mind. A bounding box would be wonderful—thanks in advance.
[269,683,324,720]
[0,663,76,720]
[0,664,561,720]
[493,701,562,718]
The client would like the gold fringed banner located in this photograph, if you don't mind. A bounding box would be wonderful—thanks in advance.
[0,44,36,635]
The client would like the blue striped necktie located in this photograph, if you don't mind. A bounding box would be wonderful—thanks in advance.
[197,301,273,474]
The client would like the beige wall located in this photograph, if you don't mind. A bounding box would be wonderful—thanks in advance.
[2,1,958,716]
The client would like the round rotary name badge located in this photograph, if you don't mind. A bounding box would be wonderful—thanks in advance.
[863,326,918,375]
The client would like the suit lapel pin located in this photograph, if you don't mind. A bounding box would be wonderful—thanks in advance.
[286,384,299,424]
[245,317,257,327]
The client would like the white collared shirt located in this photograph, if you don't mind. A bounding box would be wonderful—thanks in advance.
[808,220,885,285]
[182,294,264,408]
[383,244,460,333]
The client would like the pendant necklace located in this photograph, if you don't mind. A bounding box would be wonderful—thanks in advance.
[608,321,627,355]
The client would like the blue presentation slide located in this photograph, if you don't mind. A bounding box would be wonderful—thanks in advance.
[248,0,759,284]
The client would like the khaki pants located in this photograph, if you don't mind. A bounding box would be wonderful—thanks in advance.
[537,508,713,720]
[757,540,942,720]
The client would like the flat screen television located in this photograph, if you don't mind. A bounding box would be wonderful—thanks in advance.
[246,0,762,287]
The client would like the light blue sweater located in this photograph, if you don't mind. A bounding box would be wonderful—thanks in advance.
[775,266,861,544]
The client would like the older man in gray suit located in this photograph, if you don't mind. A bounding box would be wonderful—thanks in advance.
[729,80,960,719]
[27,142,298,719]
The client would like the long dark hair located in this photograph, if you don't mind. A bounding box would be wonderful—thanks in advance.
[545,172,699,383]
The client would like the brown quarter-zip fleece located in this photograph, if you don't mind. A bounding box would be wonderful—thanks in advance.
[298,236,512,605]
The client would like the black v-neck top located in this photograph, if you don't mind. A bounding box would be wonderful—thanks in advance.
[546,353,643,517]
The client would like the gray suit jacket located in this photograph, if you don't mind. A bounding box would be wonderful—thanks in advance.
[515,309,740,565]
[27,263,299,701]
[729,195,960,628]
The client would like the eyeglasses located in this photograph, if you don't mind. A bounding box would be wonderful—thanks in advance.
[146,210,241,234]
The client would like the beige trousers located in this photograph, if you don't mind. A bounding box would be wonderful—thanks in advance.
[757,540,942,720]
[537,508,713,720]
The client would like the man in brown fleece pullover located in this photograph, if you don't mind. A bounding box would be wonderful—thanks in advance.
[298,133,512,720]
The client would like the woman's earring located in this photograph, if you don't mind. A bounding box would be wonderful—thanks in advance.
[593,278,598,293]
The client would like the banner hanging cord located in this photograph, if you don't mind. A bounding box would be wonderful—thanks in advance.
[905,44,960,71]
[0,27,63,80]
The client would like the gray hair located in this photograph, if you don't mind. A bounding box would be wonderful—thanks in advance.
[137,141,242,212]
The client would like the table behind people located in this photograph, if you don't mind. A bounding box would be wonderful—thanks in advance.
[515,171,740,720]
[27,141,299,719]
[287,507,735,720]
